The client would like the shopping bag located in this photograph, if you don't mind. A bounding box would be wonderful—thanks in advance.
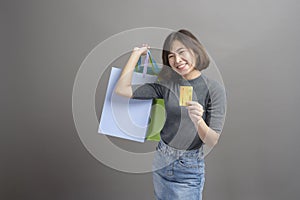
[135,50,161,76]
[98,51,164,142]
[98,67,157,142]
[145,99,164,141]
[134,51,163,141]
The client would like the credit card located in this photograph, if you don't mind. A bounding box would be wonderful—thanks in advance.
[179,86,193,106]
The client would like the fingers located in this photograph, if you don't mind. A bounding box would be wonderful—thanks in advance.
[133,44,151,52]
[187,101,204,119]
[188,109,203,116]
[187,101,204,111]
[141,43,150,49]
[186,101,201,106]
[188,109,203,121]
[188,110,203,125]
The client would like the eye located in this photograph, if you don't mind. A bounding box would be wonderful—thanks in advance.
[179,50,186,55]
[168,54,174,59]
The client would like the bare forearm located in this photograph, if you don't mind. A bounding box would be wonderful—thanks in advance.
[114,51,141,97]
[196,119,220,148]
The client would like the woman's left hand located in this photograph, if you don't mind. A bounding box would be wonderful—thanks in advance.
[186,101,204,126]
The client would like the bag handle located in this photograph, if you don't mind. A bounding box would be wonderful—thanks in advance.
[148,51,160,74]
[135,50,160,77]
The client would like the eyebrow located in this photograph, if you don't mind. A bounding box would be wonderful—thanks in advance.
[169,47,186,55]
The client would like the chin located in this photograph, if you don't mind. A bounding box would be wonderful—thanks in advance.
[177,69,192,76]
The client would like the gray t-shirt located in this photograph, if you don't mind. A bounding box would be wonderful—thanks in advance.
[132,74,226,150]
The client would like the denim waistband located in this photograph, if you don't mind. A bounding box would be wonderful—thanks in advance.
[157,139,204,159]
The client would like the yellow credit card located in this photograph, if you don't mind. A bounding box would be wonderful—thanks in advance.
[179,86,193,106]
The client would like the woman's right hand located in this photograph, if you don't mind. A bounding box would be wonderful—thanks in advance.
[115,44,150,98]
[133,44,150,56]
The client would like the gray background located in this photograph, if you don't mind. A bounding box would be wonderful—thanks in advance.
[1,0,300,199]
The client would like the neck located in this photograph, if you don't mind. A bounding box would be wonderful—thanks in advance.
[182,69,201,80]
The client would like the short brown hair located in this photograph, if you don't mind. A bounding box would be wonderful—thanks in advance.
[160,29,210,80]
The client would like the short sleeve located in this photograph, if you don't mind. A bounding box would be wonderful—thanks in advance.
[205,80,227,134]
[132,83,164,99]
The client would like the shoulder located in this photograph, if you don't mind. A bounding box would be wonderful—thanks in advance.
[200,75,226,102]
[201,75,225,92]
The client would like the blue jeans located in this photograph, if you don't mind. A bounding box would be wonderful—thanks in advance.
[152,140,205,200]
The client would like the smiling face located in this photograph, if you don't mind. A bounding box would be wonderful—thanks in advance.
[167,40,200,80]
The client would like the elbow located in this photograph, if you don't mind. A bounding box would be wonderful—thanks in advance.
[114,87,122,96]
[211,137,219,147]
[206,139,218,148]
[205,130,220,148]
[205,138,218,149]
[114,87,132,98]
[212,132,221,147]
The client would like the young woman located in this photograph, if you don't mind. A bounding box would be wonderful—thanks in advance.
[115,29,226,200]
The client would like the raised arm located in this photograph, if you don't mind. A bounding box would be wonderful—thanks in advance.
[114,45,149,98]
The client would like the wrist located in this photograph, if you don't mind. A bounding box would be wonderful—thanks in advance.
[131,50,142,57]
[197,118,204,126]
[132,48,144,57]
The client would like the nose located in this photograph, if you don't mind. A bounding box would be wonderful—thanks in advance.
[175,53,182,63]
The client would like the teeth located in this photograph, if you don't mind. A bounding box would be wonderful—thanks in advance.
[177,64,186,69]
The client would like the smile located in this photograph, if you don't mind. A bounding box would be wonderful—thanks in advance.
[176,63,188,70]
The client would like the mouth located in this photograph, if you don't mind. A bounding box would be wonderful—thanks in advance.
[176,63,188,70]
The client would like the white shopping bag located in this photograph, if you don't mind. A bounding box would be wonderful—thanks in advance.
[98,67,157,142]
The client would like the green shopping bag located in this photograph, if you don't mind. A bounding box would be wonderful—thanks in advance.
[146,99,165,141]
[135,51,164,141]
